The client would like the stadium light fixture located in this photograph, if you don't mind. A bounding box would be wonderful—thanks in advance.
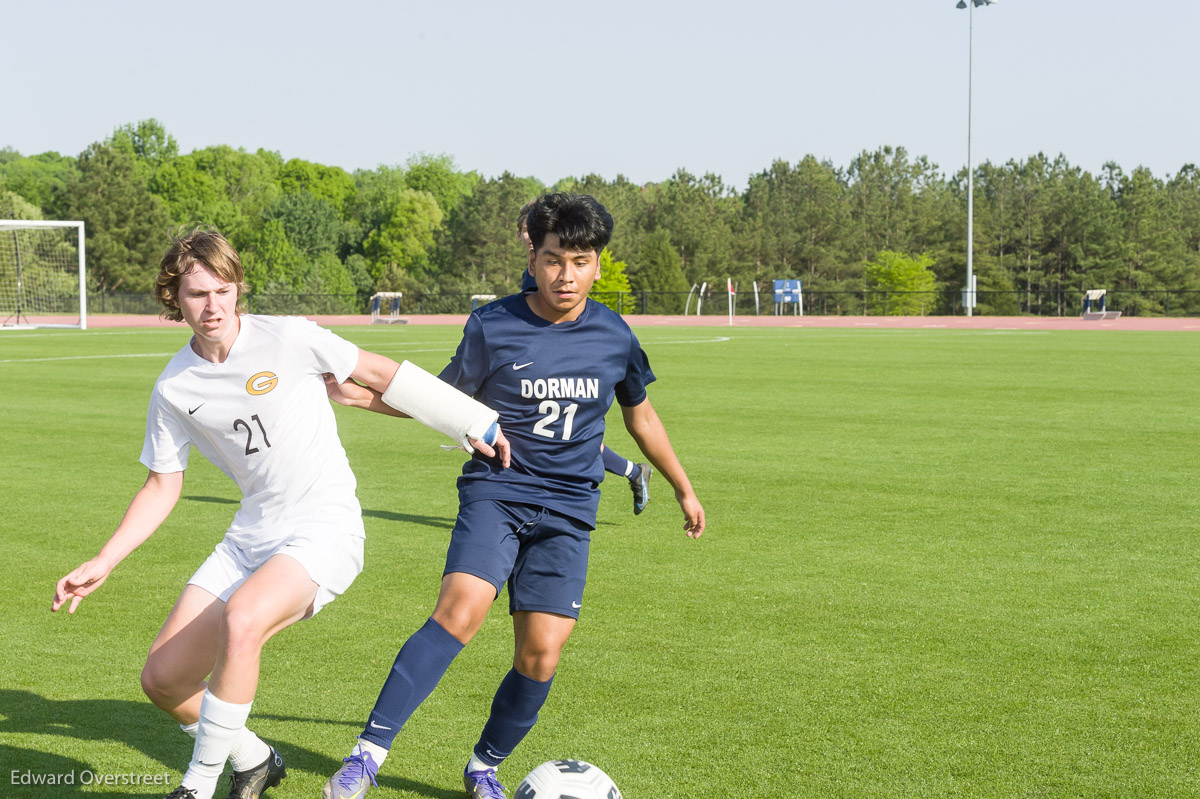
[958,0,998,316]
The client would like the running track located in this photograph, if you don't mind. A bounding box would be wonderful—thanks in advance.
[13,314,1199,331]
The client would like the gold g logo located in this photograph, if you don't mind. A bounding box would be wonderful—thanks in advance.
[246,371,279,395]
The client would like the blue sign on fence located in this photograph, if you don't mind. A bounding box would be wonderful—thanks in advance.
[774,279,801,304]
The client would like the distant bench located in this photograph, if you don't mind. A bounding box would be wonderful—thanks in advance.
[370,292,406,324]
[1081,290,1120,321]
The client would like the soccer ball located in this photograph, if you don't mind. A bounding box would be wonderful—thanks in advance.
[515,759,622,799]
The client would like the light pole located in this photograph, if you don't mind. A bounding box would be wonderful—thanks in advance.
[957,0,997,317]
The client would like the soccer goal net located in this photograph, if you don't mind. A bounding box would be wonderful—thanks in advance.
[0,221,87,329]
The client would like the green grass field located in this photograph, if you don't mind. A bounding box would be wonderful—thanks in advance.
[2,324,1198,798]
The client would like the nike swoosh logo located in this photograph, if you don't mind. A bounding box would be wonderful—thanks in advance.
[188,404,205,415]
[513,362,534,370]
[369,720,391,730]
[572,601,582,609]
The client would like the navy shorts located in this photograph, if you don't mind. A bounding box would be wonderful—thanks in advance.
[444,500,591,619]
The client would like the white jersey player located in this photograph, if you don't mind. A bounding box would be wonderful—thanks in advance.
[142,313,367,601]
[52,228,510,799]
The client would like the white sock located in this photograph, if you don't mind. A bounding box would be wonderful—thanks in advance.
[182,717,269,773]
[353,738,389,768]
[182,691,253,799]
[228,728,272,772]
[467,752,496,773]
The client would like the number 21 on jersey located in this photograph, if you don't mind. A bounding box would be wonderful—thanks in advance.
[233,414,272,455]
[532,401,577,440]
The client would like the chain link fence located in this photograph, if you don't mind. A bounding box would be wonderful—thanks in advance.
[88,288,1200,318]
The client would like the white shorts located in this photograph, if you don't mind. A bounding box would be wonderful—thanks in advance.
[188,529,365,617]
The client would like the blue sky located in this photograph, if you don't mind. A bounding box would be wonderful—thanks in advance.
[3,0,1195,188]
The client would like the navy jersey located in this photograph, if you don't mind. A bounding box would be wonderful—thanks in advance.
[438,294,655,527]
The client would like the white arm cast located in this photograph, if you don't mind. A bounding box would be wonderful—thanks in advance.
[381,360,499,451]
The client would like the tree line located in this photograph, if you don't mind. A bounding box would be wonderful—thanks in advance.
[3,119,1198,315]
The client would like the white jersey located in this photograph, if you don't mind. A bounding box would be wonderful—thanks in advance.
[140,314,365,550]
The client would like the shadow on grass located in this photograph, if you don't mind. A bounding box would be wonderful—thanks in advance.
[182,494,458,532]
[362,509,455,530]
[0,690,461,799]
[182,498,456,533]
[2,743,155,799]
[1,690,188,773]
[183,501,621,534]
[182,495,238,505]
[274,736,465,799]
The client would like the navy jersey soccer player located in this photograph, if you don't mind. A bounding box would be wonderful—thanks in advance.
[517,204,654,516]
[322,193,704,799]
[438,292,653,529]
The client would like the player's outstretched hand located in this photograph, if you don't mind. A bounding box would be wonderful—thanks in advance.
[52,557,114,614]
[469,426,511,469]
[678,492,705,539]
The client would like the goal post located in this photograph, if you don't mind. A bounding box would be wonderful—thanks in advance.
[0,220,87,330]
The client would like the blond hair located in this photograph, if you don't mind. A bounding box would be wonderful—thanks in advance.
[155,227,247,321]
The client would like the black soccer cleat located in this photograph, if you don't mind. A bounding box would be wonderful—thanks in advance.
[165,787,198,799]
[224,747,287,799]
[631,463,652,515]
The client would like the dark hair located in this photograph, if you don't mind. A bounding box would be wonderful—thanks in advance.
[516,200,536,234]
[525,192,613,253]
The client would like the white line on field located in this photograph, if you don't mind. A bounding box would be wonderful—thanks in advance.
[0,353,175,364]
[365,337,734,353]
[0,329,185,340]
[1,335,735,365]
[644,336,731,345]
[707,330,1050,340]
[347,345,460,355]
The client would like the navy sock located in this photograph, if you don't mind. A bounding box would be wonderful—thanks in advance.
[361,618,464,749]
[473,669,554,767]
[601,447,635,479]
